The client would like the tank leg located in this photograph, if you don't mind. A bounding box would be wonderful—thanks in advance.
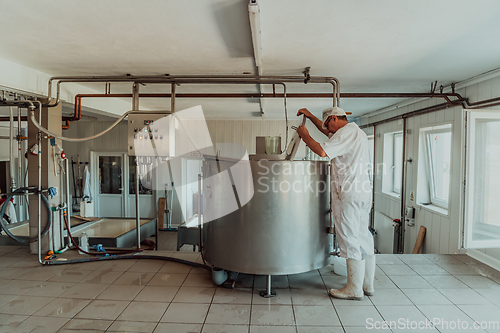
[259,275,277,298]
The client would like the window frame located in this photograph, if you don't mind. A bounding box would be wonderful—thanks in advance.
[382,130,403,198]
[392,132,403,194]
[367,135,374,183]
[423,127,452,209]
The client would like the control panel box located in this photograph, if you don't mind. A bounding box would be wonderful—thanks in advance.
[127,111,175,157]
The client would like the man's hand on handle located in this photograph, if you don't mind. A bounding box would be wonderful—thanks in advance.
[296,125,309,139]
[297,108,313,118]
[296,108,330,137]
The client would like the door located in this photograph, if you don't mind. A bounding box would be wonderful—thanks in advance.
[463,110,500,248]
[92,152,126,217]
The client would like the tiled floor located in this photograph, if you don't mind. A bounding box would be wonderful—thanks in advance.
[1,239,500,332]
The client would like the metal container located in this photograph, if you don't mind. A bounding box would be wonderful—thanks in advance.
[202,158,330,275]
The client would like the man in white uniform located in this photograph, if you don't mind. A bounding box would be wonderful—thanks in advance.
[296,106,375,300]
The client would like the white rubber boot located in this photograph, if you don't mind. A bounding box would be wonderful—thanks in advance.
[328,259,365,300]
[363,254,376,296]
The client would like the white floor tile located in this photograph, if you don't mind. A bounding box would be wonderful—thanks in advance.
[376,254,404,265]
[422,275,470,289]
[252,288,292,305]
[290,287,332,306]
[440,263,481,276]
[134,285,179,302]
[438,288,492,305]
[0,295,54,315]
[401,289,452,305]
[397,254,433,265]
[212,288,253,304]
[293,305,341,326]
[406,264,449,275]
[172,287,216,304]
[344,327,392,333]
[57,318,113,332]
[205,304,251,325]
[75,299,130,321]
[154,323,203,333]
[117,300,169,322]
[33,297,91,318]
[202,324,249,333]
[297,327,344,333]
[335,305,384,327]
[376,305,430,329]
[456,304,500,332]
[161,303,209,324]
[389,275,433,289]
[372,274,398,289]
[250,326,296,333]
[369,288,412,306]
[456,275,500,289]
[475,288,500,306]
[378,264,417,276]
[250,304,295,326]
[107,320,157,332]
[417,304,485,333]
[12,315,69,333]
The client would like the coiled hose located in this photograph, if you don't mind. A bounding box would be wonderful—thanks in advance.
[0,187,51,243]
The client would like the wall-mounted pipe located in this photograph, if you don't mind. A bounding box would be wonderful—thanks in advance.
[132,83,141,250]
[171,83,176,113]
[37,101,43,264]
[0,116,28,122]
[9,107,16,191]
[62,91,465,130]
[398,119,408,254]
[65,157,72,247]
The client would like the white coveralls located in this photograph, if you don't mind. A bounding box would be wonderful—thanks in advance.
[320,122,374,260]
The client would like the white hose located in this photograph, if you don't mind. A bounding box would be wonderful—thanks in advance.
[30,109,138,142]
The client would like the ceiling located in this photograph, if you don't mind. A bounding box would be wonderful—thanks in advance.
[1,0,500,120]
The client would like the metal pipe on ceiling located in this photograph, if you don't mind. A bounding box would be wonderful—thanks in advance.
[45,75,341,107]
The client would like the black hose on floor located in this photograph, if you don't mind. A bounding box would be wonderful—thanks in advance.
[43,253,212,272]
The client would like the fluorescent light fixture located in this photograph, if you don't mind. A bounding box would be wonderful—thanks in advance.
[248,0,262,70]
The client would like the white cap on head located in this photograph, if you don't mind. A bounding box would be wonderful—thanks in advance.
[322,107,347,129]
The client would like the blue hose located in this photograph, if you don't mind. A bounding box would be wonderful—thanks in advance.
[0,187,52,243]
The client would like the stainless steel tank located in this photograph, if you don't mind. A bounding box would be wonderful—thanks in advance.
[202,158,331,275]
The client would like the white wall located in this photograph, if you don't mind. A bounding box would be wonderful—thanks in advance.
[360,74,500,265]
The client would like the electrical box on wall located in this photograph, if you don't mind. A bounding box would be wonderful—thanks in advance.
[127,111,175,157]
[405,206,416,227]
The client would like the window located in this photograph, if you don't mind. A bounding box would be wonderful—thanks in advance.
[99,156,122,194]
[382,131,403,197]
[464,111,500,248]
[420,126,452,209]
